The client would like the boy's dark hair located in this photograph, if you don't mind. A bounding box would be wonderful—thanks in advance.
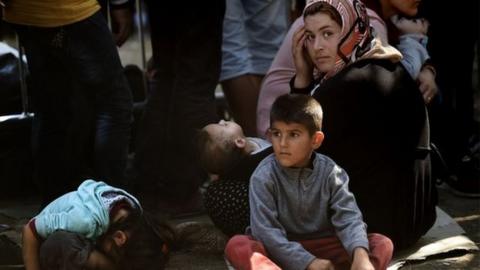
[196,128,245,176]
[106,210,176,270]
[270,94,323,135]
[304,1,343,27]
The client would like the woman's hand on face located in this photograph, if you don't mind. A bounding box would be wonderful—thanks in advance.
[292,26,314,88]
[417,66,438,104]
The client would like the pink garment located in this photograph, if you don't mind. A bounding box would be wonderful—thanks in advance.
[225,235,282,270]
[256,10,387,137]
[225,233,393,270]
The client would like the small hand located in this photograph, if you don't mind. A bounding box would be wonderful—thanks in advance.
[307,258,335,270]
[351,260,374,270]
[110,7,133,47]
[292,26,314,88]
[351,248,374,270]
[417,66,438,104]
[391,15,429,35]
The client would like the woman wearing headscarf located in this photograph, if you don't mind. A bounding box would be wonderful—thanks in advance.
[256,0,436,137]
[291,0,436,250]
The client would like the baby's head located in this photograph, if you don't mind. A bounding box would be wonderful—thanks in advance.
[197,120,249,175]
[98,209,175,270]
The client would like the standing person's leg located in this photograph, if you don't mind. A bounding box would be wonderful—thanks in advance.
[220,0,290,137]
[245,0,289,77]
[225,235,281,270]
[68,11,133,187]
[424,0,479,196]
[220,0,259,136]
[39,231,94,270]
[300,233,393,270]
[221,74,262,136]
[132,0,176,202]
[160,1,225,205]
[15,25,76,205]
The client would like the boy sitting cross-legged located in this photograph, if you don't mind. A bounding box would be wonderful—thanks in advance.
[225,94,393,270]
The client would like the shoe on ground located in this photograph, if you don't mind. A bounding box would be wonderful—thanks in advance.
[443,154,480,198]
[175,221,228,254]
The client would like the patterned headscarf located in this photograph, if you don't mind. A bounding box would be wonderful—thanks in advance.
[304,0,375,80]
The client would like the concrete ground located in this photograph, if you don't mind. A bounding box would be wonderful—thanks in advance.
[0,185,478,270]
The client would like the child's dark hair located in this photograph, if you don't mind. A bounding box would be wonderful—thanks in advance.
[304,1,343,27]
[196,128,245,176]
[106,210,176,270]
[270,94,323,135]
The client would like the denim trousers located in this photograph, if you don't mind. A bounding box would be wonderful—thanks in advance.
[15,11,133,204]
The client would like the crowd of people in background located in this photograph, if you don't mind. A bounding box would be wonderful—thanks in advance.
[0,0,478,269]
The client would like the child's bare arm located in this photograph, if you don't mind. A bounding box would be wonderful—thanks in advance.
[350,247,374,270]
[85,250,117,270]
[22,223,41,270]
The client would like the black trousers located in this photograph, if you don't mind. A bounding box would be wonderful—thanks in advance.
[134,2,225,203]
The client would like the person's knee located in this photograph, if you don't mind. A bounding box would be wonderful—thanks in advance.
[40,231,93,270]
[369,233,394,260]
[225,235,266,256]
[225,235,249,253]
[41,231,76,251]
[225,235,257,256]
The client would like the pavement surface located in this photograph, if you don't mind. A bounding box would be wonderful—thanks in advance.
[0,185,478,270]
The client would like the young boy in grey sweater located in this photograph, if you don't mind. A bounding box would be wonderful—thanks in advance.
[224,94,393,270]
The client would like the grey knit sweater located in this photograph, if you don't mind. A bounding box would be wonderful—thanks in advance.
[249,153,368,270]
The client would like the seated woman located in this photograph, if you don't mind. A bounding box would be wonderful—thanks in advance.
[256,0,437,137]
[290,0,436,249]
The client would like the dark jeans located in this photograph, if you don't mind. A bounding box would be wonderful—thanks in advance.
[134,1,225,203]
[15,11,133,204]
[39,231,93,270]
